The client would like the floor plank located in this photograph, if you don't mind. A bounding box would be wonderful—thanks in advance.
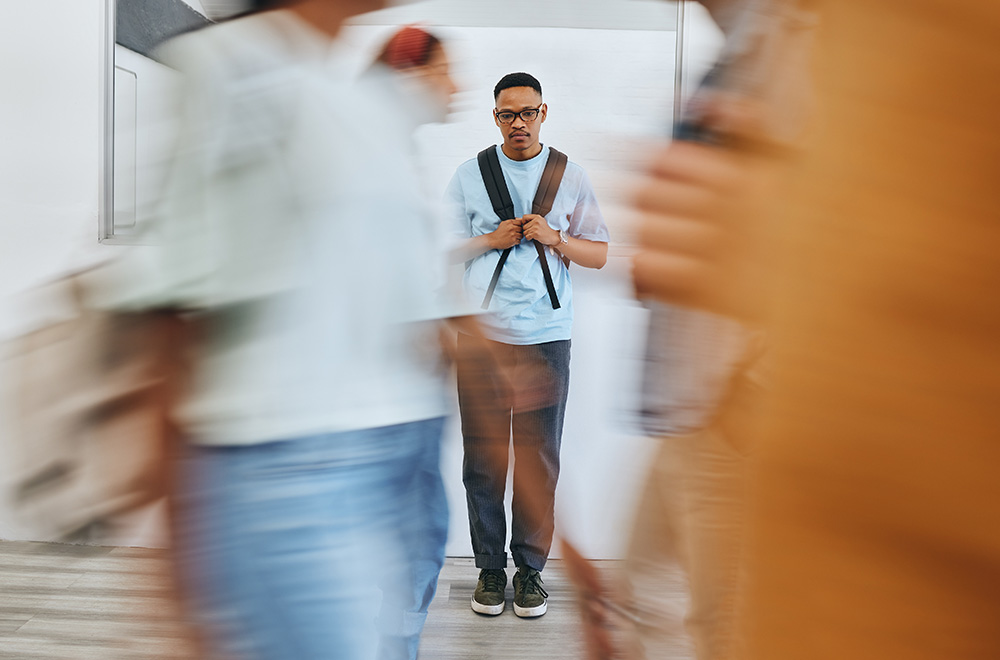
[0,541,691,659]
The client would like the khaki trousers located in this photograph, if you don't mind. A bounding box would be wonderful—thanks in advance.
[621,422,749,660]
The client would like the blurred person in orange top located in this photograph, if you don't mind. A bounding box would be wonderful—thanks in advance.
[630,1,1000,659]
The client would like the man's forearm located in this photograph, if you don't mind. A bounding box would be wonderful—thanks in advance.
[556,237,608,269]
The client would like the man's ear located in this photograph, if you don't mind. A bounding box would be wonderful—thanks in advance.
[540,103,548,123]
[493,110,502,128]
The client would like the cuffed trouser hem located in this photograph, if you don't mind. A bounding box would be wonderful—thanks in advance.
[474,553,509,570]
[511,549,547,572]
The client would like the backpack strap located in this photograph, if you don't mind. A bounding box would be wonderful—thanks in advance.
[529,148,568,306]
[531,147,568,217]
[478,147,516,221]
[477,147,515,310]
[477,146,568,310]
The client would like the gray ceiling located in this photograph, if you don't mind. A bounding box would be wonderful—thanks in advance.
[350,0,680,31]
[116,0,212,57]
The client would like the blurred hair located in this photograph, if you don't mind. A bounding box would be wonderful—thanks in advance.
[375,26,442,70]
[494,72,542,101]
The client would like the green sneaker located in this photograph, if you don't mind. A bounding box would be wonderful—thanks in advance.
[471,568,507,615]
[512,566,548,618]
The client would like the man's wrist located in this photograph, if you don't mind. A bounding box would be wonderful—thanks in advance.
[546,229,566,248]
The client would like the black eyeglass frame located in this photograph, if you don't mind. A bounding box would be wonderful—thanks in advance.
[494,107,543,124]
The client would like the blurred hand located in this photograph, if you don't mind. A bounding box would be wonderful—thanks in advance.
[631,99,777,319]
[562,537,616,660]
[507,358,559,413]
[488,218,524,250]
[521,214,560,246]
[450,319,558,413]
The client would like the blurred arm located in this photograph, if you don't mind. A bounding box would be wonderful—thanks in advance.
[449,219,524,263]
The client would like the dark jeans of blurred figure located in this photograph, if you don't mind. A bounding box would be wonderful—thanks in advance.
[456,333,570,572]
[175,417,446,660]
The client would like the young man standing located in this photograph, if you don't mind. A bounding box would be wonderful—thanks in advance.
[446,72,610,618]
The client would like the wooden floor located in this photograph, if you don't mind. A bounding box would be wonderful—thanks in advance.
[424,558,606,660]
[0,542,193,659]
[0,542,691,659]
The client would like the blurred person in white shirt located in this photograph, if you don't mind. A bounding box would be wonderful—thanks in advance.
[360,25,464,660]
[102,1,462,658]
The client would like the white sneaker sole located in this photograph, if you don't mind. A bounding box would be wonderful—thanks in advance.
[513,601,547,618]
[471,597,505,616]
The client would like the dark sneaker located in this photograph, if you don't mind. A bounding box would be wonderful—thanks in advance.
[471,568,507,615]
[512,566,548,618]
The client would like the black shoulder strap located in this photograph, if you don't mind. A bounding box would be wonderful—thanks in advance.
[477,147,516,309]
[478,146,568,310]
[531,147,568,218]
[530,148,570,296]
[478,147,515,222]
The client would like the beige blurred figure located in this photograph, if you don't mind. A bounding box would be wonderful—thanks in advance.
[631,1,1000,659]
[583,2,817,659]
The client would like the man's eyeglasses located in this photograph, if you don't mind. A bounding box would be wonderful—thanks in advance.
[495,108,541,124]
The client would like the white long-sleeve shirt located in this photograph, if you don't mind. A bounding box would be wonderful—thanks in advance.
[108,12,456,445]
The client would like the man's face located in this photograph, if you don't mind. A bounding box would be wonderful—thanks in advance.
[494,86,547,156]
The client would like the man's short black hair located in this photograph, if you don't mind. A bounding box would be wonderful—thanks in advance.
[494,72,542,101]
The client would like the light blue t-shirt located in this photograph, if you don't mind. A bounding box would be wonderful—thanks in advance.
[446,144,609,345]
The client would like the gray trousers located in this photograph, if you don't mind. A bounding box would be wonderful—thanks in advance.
[456,334,570,571]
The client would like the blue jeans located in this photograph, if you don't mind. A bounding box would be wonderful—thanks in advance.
[376,417,448,660]
[175,417,447,660]
[456,335,571,571]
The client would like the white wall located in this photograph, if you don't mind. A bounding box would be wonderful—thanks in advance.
[0,1,723,556]
[0,1,114,540]
[0,3,111,312]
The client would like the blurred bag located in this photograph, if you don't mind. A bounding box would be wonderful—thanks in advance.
[2,272,171,542]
